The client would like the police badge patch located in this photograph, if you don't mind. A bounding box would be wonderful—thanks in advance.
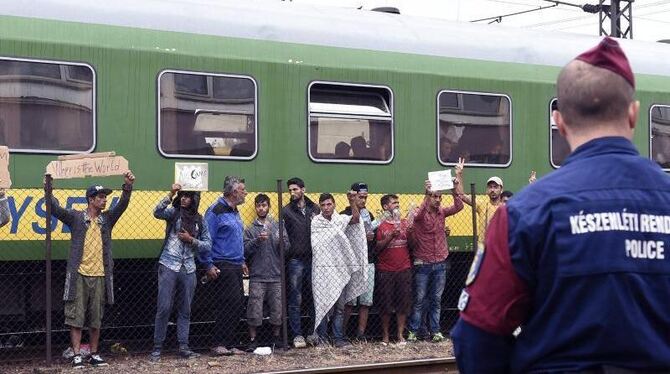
[465,243,486,286]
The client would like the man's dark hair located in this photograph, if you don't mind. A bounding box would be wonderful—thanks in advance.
[351,136,367,157]
[380,194,399,207]
[334,142,351,158]
[557,61,634,130]
[319,193,334,204]
[501,190,514,199]
[287,177,305,188]
[255,193,270,206]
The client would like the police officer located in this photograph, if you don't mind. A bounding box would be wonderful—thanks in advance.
[452,37,670,373]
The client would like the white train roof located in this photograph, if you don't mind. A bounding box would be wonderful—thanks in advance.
[2,0,670,77]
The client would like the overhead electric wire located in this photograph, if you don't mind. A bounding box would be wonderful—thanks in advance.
[470,3,558,22]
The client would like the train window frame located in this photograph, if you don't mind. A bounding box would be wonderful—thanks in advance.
[157,69,258,160]
[0,56,97,155]
[307,81,394,165]
[436,89,512,168]
[649,104,670,171]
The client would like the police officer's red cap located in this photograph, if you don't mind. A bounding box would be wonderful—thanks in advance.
[575,37,635,88]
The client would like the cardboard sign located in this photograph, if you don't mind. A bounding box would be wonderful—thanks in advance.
[428,169,454,191]
[175,162,208,191]
[0,146,11,188]
[46,152,129,179]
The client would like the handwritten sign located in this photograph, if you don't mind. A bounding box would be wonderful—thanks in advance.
[175,163,208,191]
[46,152,129,179]
[428,169,454,191]
[0,146,11,188]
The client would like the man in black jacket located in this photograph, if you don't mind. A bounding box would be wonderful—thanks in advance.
[281,177,319,348]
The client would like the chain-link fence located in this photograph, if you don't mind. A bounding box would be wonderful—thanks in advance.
[0,178,487,367]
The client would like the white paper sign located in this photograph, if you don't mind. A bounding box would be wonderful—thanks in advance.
[0,146,10,188]
[175,163,209,191]
[428,169,454,191]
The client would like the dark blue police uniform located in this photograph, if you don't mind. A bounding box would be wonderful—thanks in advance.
[452,136,670,373]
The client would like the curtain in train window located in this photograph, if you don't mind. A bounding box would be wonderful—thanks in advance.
[308,83,393,163]
[550,98,571,167]
[0,59,94,153]
[437,90,511,166]
[651,105,670,170]
[159,71,257,159]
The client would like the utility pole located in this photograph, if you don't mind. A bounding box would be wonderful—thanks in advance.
[594,0,633,38]
[545,1,633,39]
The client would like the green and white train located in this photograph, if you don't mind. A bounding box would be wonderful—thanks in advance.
[0,0,669,347]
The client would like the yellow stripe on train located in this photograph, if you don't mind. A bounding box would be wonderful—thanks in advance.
[0,189,481,240]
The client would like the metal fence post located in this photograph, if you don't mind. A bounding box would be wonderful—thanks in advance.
[470,183,477,248]
[276,179,288,350]
[44,174,53,366]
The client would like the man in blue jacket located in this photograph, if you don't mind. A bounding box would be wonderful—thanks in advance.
[452,37,670,373]
[200,175,247,356]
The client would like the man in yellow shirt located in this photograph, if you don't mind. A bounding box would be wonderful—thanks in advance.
[50,171,135,368]
[460,172,504,245]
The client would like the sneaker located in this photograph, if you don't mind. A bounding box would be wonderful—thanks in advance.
[149,349,161,362]
[432,332,445,343]
[72,354,85,369]
[246,339,258,353]
[353,333,368,344]
[407,331,418,342]
[334,339,352,349]
[88,353,109,367]
[272,336,286,350]
[293,335,307,349]
[211,346,231,356]
[178,348,200,359]
[305,334,319,347]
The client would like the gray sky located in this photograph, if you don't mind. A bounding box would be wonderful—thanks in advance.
[291,0,670,43]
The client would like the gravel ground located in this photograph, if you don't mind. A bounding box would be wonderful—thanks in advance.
[10,340,454,373]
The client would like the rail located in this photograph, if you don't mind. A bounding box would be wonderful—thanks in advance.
[262,357,458,374]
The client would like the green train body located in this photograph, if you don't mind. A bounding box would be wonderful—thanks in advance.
[1,0,670,345]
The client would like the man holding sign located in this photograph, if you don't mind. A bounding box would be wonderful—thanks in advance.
[406,162,464,343]
[49,171,135,368]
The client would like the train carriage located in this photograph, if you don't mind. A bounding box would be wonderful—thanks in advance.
[0,0,669,352]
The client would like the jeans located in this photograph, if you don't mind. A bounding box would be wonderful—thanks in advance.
[408,261,448,335]
[211,262,244,348]
[287,258,311,337]
[315,290,346,343]
[153,264,197,349]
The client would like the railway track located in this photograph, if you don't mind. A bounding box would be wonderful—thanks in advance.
[263,357,458,374]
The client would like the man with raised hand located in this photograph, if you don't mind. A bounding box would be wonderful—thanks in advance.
[407,164,464,343]
[459,159,504,245]
[50,171,135,369]
[452,37,670,373]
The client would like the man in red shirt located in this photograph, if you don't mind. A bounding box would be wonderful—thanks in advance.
[375,194,412,345]
[407,166,464,342]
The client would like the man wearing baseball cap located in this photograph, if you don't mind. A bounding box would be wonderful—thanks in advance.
[49,171,135,368]
[460,172,504,244]
[453,37,670,372]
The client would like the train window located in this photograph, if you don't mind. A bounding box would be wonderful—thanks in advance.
[158,70,257,159]
[437,90,511,166]
[308,82,393,164]
[550,98,570,168]
[650,105,670,170]
[0,58,95,154]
